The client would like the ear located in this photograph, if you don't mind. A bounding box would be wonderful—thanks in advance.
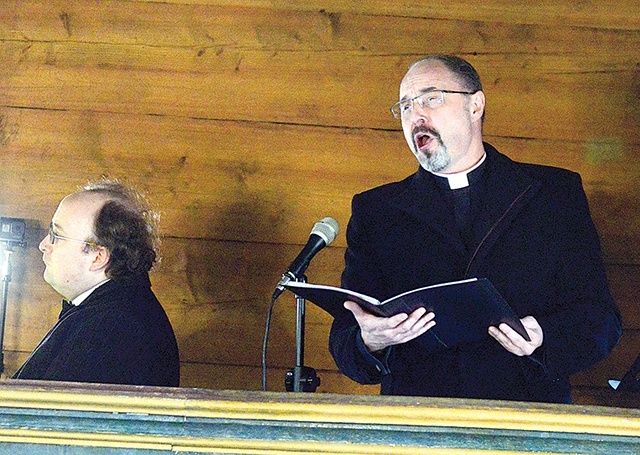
[469,90,485,121]
[89,246,111,272]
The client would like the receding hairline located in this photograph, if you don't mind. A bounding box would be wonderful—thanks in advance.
[63,190,111,210]
[403,59,461,87]
[62,189,132,223]
[403,55,483,93]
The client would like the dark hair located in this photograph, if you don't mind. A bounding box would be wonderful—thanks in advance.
[409,54,485,121]
[81,178,160,280]
[413,54,483,93]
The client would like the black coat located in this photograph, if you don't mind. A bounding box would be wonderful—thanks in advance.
[330,144,622,403]
[13,274,180,386]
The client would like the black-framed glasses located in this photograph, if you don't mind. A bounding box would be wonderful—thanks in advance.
[390,89,477,119]
[48,224,99,247]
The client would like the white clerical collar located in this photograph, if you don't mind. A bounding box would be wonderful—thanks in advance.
[431,152,487,190]
[71,279,110,306]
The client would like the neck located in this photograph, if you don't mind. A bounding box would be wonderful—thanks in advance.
[68,278,110,305]
[443,137,485,173]
[61,273,109,301]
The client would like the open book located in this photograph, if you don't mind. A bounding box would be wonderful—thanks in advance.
[283,277,530,351]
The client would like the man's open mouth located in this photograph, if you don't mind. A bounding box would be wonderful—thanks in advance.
[414,131,435,152]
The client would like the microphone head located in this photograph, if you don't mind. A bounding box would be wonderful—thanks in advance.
[310,217,339,246]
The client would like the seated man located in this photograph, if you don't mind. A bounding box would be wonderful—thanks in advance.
[13,179,180,386]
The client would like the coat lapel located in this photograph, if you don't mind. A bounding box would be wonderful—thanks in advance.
[466,145,542,274]
[389,167,468,254]
[385,144,543,273]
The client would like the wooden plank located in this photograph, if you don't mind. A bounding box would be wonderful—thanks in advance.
[149,238,343,370]
[180,361,380,394]
[0,106,412,245]
[182,357,635,402]
[1,108,638,263]
[0,382,638,454]
[0,40,637,143]
[572,386,640,408]
[1,2,638,58]
[5,234,636,390]
[125,0,640,30]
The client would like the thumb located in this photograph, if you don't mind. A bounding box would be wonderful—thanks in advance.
[344,300,365,317]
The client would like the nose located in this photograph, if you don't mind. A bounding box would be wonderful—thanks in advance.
[408,101,430,124]
[410,113,430,130]
[39,234,51,253]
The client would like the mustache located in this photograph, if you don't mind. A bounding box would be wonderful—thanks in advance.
[411,125,442,142]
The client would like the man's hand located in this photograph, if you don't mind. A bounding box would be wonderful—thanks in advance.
[344,301,436,353]
[488,316,543,356]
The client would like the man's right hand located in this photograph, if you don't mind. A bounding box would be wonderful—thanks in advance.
[344,301,436,353]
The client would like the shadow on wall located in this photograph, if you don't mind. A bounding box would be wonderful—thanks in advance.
[174,197,298,388]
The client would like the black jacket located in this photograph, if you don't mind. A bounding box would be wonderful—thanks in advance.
[330,144,622,403]
[14,273,180,386]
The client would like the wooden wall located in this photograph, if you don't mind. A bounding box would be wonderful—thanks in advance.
[0,1,638,405]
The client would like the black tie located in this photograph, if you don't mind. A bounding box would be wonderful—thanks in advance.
[59,299,74,318]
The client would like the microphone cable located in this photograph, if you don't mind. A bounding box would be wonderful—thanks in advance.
[261,294,278,391]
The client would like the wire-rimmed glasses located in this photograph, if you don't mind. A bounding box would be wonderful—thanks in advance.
[390,89,477,119]
[48,224,100,247]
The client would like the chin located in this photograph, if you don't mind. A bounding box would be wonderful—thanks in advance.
[42,270,56,289]
[417,155,450,173]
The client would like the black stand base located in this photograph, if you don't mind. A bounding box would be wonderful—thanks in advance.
[285,366,321,392]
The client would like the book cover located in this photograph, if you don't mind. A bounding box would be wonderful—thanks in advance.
[283,278,530,351]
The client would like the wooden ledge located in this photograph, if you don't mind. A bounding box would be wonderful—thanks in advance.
[0,380,638,454]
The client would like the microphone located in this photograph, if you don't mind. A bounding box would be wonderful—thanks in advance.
[272,217,339,299]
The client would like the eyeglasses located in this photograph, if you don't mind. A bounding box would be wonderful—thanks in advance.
[48,224,100,247]
[390,89,477,119]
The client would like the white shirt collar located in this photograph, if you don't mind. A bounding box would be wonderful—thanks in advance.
[431,152,487,190]
[70,279,110,306]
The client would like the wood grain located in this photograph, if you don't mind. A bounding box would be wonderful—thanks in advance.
[0,0,637,403]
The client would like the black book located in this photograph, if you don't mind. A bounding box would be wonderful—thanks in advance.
[283,277,530,351]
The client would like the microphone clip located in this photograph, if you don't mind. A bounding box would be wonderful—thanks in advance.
[272,272,295,300]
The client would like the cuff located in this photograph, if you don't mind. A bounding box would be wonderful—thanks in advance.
[355,331,391,375]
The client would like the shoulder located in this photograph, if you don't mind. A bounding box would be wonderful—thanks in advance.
[352,172,418,209]
[513,161,584,199]
[78,278,166,327]
[519,162,580,184]
[486,143,583,191]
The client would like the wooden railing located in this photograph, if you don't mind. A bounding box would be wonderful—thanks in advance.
[0,380,638,454]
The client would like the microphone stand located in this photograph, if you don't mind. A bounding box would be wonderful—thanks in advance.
[0,242,20,376]
[285,275,320,392]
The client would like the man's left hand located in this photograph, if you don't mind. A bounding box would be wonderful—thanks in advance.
[488,316,543,356]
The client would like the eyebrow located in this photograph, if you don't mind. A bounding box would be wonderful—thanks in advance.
[50,222,66,235]
[399,86,440,101]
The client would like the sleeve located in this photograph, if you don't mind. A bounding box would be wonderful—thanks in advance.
[530,172,622,380]
[328,193,392,384]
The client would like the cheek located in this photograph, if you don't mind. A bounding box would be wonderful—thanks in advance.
[46,248,77,275]
[402,125,415,146]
